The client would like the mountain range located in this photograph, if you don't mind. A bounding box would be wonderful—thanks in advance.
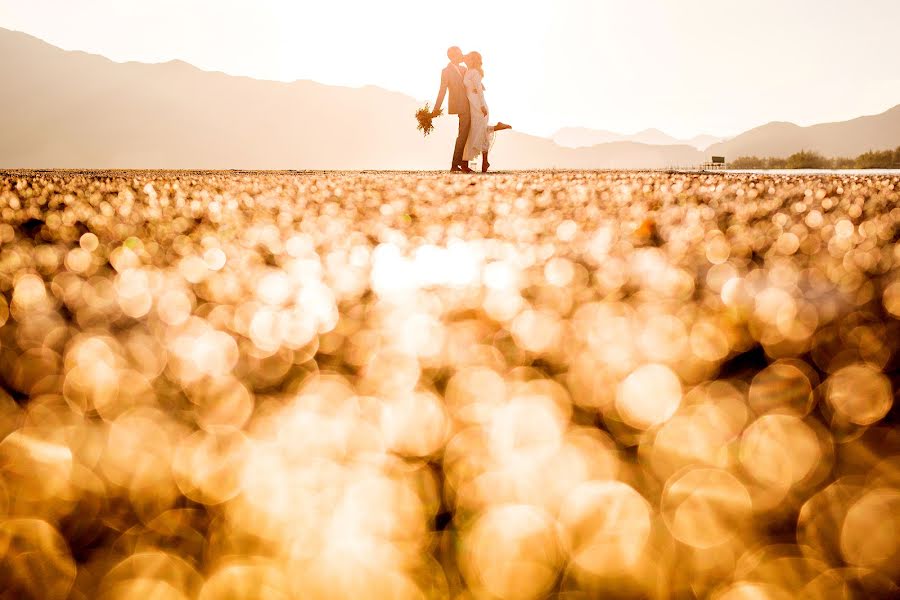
[706,108,900,159]
[1,27,898,169]
[552,127,725,151]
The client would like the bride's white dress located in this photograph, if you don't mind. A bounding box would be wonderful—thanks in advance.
[463,69,496,161]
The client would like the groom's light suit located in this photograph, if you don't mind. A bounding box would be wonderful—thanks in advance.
[435,62,470,169]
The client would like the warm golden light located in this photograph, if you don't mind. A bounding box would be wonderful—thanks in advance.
[0,170,897,598]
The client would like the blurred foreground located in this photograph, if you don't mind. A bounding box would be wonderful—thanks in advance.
[0,170,898,599]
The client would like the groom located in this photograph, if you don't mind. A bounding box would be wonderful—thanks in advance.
[433,46,471,172]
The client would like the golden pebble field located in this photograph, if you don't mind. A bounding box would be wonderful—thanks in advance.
[0,169,898,599]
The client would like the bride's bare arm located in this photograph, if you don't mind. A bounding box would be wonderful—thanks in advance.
[465,79,487,116]
[472,83,487,116]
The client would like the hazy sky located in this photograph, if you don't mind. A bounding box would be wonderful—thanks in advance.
[2,0,899,138]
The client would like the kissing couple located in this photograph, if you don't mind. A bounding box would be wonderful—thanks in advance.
[433,46,511,173]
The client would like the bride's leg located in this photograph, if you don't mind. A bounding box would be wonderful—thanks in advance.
[481,151,490,173]
[494,122,511,131]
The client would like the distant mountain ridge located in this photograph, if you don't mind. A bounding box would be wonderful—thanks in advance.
[1,27,898,169]
[553,127,726,150]
[708,107,900,159]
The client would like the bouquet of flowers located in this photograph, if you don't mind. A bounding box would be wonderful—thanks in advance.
[416,103,441,137]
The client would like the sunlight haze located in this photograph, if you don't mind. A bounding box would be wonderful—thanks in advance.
[2,0,899,138]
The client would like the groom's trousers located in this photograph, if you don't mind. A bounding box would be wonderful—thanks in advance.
[452,107,471,169]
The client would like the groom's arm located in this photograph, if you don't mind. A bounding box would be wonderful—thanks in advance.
[433,70,448,116]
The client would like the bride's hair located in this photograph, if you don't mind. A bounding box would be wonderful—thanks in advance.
[465,52,484,77]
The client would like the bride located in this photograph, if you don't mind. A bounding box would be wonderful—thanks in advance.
[461,52,511,173]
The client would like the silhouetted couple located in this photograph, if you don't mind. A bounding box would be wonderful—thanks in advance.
[433,46,511,173]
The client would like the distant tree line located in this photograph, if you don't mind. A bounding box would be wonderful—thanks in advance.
[729,147,900,169]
